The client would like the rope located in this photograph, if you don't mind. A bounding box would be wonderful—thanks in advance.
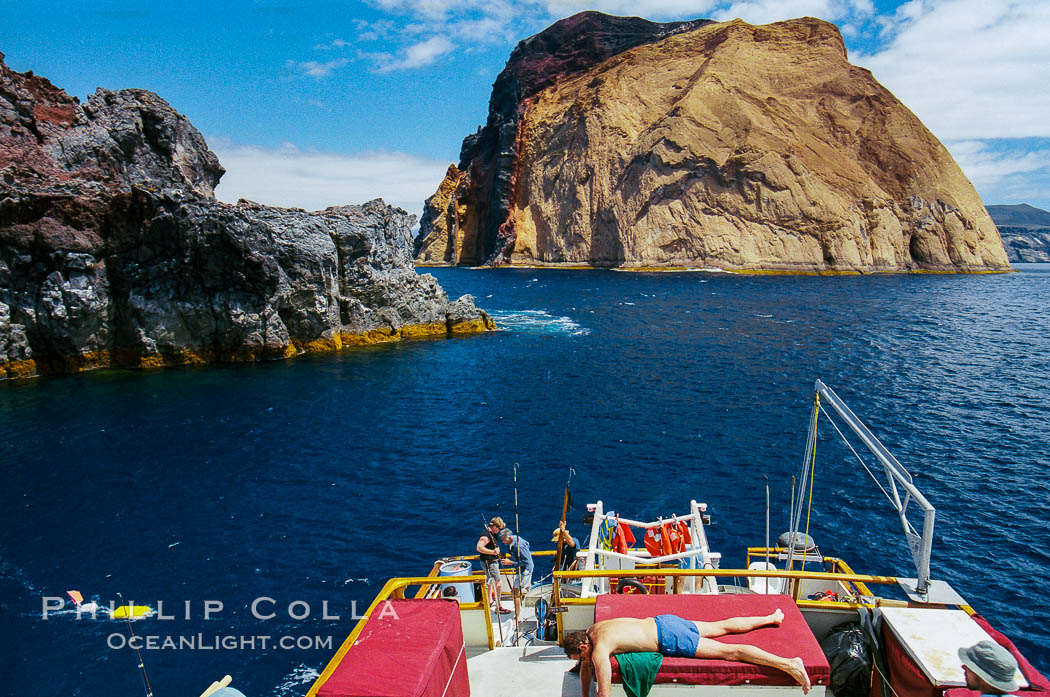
[869,649,905,697]
[820,406,897,506]
[439,642,466,697]
[801,393,819,574]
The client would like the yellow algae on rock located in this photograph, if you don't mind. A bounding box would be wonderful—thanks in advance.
[1,358,38,380]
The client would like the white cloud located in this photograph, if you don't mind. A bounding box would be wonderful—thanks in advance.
[314,38,351,50]
[354,19,398,41]
[210,140,452,216]
[850,0,874,15]
[369,0,461,21]
[944,140,1050,198]
[854,0,1050,139]
[940,139,1050,206]
[713,0,843,23]
[542,1,716,18]
[364,35,456,72]
[287,58,350,78]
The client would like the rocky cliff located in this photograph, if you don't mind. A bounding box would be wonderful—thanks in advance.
[987,204,1050,263]
[0,52,493,380]
[415,13,1011,273]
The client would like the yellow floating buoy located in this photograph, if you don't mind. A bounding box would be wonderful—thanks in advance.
[112,604,153,619]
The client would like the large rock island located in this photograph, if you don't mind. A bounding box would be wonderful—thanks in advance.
[415,13,1011,273]
[0,52,494,380]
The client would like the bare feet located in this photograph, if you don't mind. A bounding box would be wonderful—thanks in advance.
[786,657,811,694]
[769,608,785,626]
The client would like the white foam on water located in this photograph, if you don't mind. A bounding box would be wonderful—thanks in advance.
[491,310,590,336]
[0,555,43,596]
[273,664,321,697]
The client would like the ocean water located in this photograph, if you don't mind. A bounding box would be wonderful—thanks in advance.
[2,265,1049,696]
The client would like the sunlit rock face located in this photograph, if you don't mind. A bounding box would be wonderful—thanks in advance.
[0,52,493,380]
[415,13,1010,273]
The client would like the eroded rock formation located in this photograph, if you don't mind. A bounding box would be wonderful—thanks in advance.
[0,52,493,380]
[415,13,1011,273]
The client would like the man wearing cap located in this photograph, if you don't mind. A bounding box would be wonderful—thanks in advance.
[959,640,1021,695]
[553,522,581,571]
[498,527,534,616]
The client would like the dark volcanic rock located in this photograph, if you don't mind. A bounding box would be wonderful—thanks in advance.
[0,52,494,380]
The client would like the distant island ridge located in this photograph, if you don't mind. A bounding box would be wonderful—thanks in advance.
[987,204,1050,262]
[415,12,1011,274]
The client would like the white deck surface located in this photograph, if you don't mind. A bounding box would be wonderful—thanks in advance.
[467,645,580,697]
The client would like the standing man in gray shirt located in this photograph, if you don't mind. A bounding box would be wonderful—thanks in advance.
[498,527,534,617]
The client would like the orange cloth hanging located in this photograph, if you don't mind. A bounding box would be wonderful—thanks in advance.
[611,516,635,554]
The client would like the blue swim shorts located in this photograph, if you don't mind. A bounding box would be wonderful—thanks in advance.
[654,614,701,658]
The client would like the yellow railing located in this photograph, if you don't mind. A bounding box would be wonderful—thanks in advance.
[744,550,879,600]
[551,566,901,610]
[306,574,492,697]
[552,566,900,584]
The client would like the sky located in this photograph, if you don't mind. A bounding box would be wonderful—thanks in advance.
[1,0,1048,216]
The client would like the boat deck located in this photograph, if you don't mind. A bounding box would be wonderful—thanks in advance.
[466,645,824,697]
[467,645,579,697]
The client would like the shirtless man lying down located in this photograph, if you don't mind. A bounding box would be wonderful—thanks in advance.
[563,609,811,697]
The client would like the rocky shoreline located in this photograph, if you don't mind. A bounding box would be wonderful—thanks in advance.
[0,52,494,381]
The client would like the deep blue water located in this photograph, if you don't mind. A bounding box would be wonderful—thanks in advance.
[3,265,1050,697]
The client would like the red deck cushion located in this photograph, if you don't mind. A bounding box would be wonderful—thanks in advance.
[317,599,469,697]
[596,593,830,687]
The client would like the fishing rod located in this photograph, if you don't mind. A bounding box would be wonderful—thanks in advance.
[763,474,771,590]
[552,467,575,573]
[512,463,521,644]
[117,592,154,697]
[544,467,575,641]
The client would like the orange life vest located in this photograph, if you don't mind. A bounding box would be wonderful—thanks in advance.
[643,525,671,557]
[611,517,635,554]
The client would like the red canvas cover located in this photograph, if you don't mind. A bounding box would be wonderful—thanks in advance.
[596,593,830,687]
[940,614,1049,697]
[874,620,937,697]
[317,599,469,697]
[873,612,1049,697]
